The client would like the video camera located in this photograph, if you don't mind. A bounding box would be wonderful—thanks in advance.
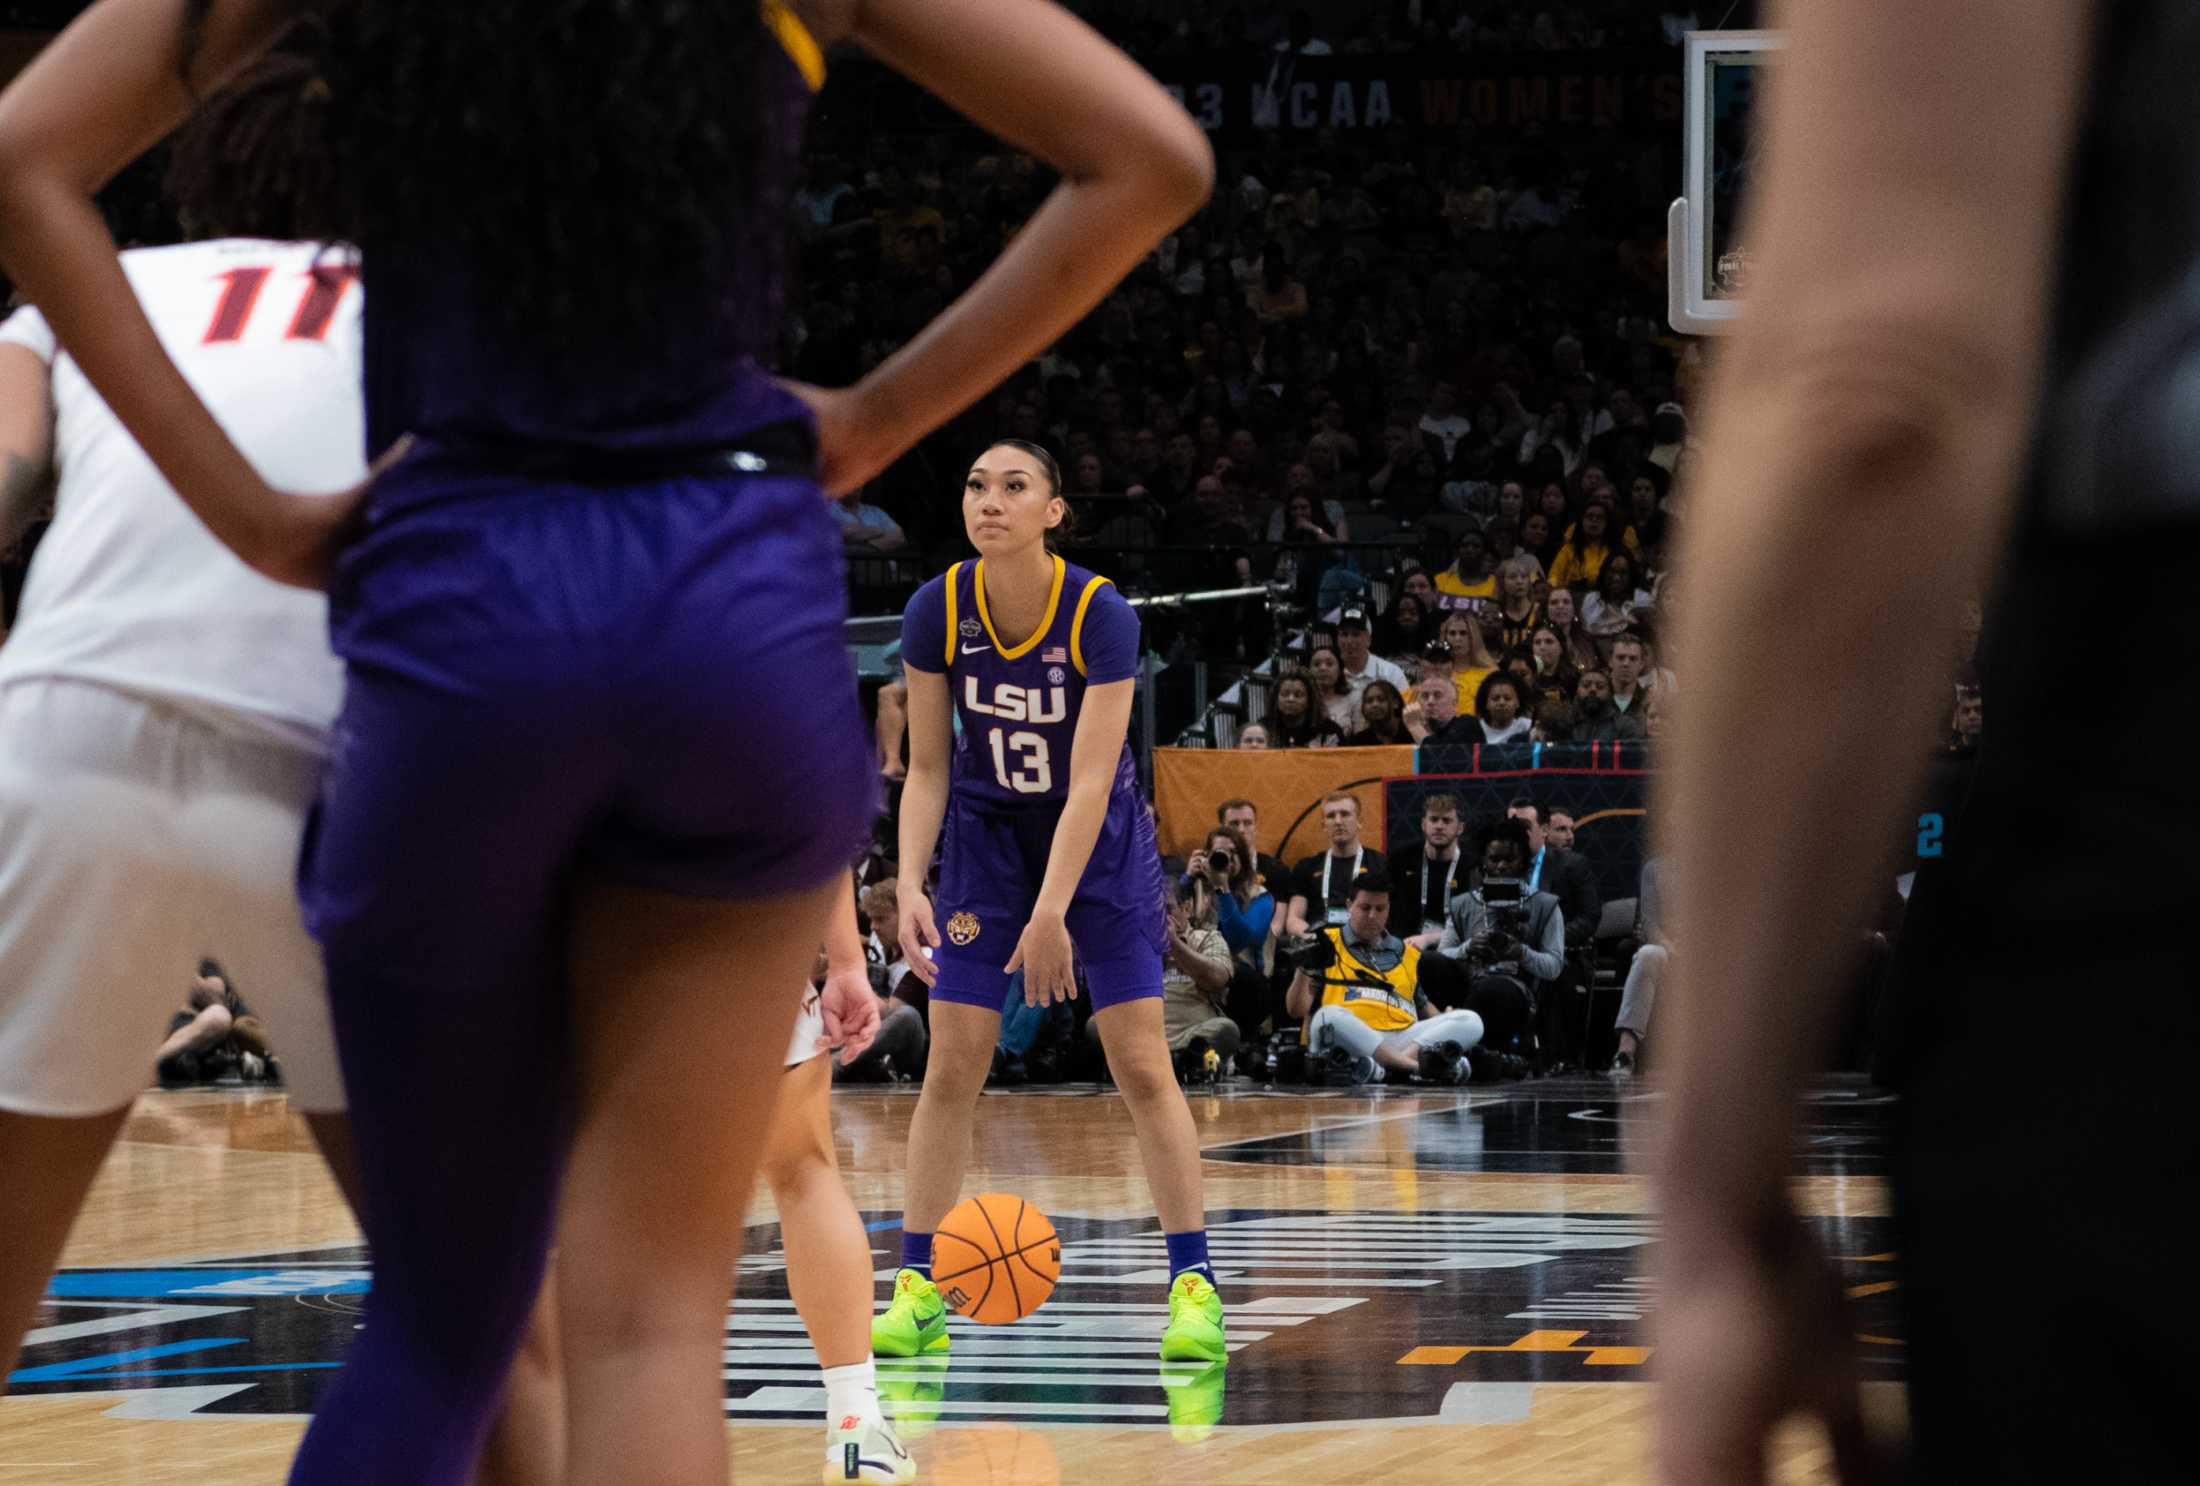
[1276,929,1337,975]
[1475,877,1528,968]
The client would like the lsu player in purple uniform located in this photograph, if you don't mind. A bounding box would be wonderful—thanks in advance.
[879,440,1227,1373]
[0,2,1211,1482]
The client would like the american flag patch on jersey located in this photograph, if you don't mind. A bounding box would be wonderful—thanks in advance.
[1042,646,1068,663]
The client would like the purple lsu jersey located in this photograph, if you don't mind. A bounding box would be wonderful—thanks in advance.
[902,556,1142,809]
[902,556,1164,1009]
[358,4,825,459]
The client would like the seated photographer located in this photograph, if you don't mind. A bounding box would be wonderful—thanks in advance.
[1282,872,1484,1086]
[156,960,276,1088]
[1191,825,1279,1043]
[1416,818,1566,1052]
[1152,875,1239,1081]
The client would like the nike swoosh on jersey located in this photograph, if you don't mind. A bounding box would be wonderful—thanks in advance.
[960,643,992,655]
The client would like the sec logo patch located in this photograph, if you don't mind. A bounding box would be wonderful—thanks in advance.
[945,911,981,946]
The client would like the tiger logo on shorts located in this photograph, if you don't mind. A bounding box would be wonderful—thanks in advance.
[945,911,981,946]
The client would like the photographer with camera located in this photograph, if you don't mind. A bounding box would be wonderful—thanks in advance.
[1280,872,1485,1087]
[1416,818,1566,1060]
[1188,825,1279,1044]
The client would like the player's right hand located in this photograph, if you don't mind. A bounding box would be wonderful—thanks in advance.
[900,892,942,987]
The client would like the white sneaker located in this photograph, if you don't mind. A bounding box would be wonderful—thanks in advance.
[824,1413,916,1484]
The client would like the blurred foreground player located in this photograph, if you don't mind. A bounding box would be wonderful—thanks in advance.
[1655,1,2198,1481]
[0,1,1209,1482]
[0,55,560,1484]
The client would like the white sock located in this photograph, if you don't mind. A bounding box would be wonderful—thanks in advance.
[822,1359,880,1428]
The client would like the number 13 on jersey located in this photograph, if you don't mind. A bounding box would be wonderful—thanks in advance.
[987,728,1053,793]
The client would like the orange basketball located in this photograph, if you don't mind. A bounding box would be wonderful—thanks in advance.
[931,1193,1060,1325]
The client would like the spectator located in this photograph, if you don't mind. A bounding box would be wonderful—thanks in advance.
[1525,623,1580,711]
[1306,642,1359,733]
[1264,466,1351,544]
[1566,668,1647,745]
[831,485,906,552]
[1508,802,1603,1064]
[1641,687,1671,742]
[1344,679,1410,746]
[1216,797,1294,893]
[1581,550,1647,643]
[1608,634,1653,716]
[1519,509,1562,572]
[1473,672,1534,747]
[1334,608,1409,704]
[1418,380,1473,463]
[1487,554,1545,656]
[1415,818,1565,1054]
[1432,524,1498,623]
[1156,875,1240,1079]
[1430,612,1498,716]
[1402,793,1469,952]
[1625,463,1670,553]
[1374,589,1435,661]
[1948,685,1983,753]
[1286,791,1386,935]
[1236,722,1271,750]
[1286,875,1480,1087]
[1262,673,1343,749]
[1402,670,1474,745]
[1648,401,1689,472]
[1269,488,1343,605]
[1611,856,1667,1080]
[1192,825,1278,1047]
[1246,241,1309,323]
[1546,499,1639,591]
[1542,586,1605,671]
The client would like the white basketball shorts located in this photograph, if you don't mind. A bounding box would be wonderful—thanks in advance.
[0,679,343,1115]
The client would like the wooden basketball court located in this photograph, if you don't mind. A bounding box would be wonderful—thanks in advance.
[3,1080,1899,1483]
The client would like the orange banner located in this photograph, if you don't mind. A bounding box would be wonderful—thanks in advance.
[1152,746,1416,866]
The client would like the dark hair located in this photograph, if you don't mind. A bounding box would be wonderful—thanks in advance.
[1348,869,1391,901]
[243,1,782,380]
[163,48,341,242]
[1599,549,1638,599]
[1215,797,1257,823]
[1475,669,1523,716]
[1480,816,1534,863]
[1203,825,1256,889]
[1504,796,1540,825]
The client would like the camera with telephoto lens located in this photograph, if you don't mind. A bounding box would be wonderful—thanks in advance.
[1476,877,1528,966]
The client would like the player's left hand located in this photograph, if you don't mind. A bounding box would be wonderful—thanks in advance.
[1653,1205,1881,1486]
[819,965,881,1063]
[234,434,413,591]
[1005,911,1078,1007]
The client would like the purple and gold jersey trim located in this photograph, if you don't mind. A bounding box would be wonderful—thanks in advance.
[762,1,827,91]
[942,561,964,668]
[974,555,1067,660]
[1068,575,1112,678]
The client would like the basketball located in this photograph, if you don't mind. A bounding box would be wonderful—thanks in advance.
[931,1193,1060,1325]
